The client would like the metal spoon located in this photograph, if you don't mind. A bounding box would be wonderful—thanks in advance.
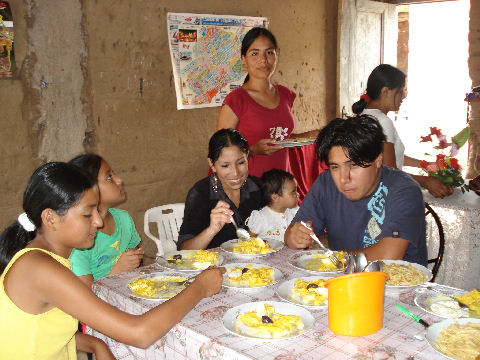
[344,253,356,274]
[353,253,368,273]
[362,260,383,272]
[228,214,250,239]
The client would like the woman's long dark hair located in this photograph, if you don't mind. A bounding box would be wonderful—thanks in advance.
[0,162,95,273]
[208,128,249,164]
[241,27,277,84]
[352,64,406,114]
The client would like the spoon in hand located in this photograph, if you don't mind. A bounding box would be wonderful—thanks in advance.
[228,213,250,239]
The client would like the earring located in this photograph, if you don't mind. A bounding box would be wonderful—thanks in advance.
[212,173,219,193]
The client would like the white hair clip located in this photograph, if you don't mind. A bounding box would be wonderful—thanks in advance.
[18,212,36,232]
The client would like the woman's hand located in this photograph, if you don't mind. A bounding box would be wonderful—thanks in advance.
[193,266,226,298]
[110,248,144,274]
[250,139,283,156]
[207,200,232,237]
[424,176,454,198]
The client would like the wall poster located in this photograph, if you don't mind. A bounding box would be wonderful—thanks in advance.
[0,1,14,78]
[167,12,268,110]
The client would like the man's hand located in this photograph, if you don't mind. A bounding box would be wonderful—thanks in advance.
[284,221,314,249]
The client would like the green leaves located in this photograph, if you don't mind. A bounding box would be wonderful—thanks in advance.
[452,126,471,149]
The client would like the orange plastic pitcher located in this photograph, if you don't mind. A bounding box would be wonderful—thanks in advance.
[324,272,388,336]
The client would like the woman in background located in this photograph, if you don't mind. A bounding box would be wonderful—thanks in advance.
[217,27,317,177]
[352,64,452,198]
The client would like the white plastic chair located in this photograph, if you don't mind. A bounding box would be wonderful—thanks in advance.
[144,203,185,257]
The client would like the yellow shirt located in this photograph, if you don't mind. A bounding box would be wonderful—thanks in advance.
[0,248,77,360]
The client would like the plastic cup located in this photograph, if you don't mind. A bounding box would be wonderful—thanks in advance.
[324,272,388,336]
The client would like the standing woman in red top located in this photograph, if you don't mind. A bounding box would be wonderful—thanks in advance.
[217,27,317,178]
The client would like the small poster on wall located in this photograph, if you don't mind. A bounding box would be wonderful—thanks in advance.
[167,12,268,110]
[0,1,14,78]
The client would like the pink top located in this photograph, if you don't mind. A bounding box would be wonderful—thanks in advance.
[223,85,296,177]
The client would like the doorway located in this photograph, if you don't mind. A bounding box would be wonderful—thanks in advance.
[394,0,471,172]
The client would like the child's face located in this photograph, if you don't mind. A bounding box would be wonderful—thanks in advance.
[97,160,126,206]
[276,178,299,209]
[56,186,102,250]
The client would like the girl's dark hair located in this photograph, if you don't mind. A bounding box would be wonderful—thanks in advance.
[241,27,278,84]
[69,153,103,183]
[208,128,249,163]
[315,115,386,167]
[261,169,294,205]
[352,64,406,114]
[0,162,95,273]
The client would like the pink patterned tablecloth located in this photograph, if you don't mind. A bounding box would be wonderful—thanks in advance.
[88,247,452,360]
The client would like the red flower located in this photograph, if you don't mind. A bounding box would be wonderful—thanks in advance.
[430,127,443,136]
[436,154,447,170]
[420,135,432,142]
[439,139,448,149]
[419,160,429,169]
[450,157,460,170]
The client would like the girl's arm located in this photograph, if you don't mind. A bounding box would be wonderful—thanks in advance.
[27,252,225,349]
[403,155,422,168]
[75,332,115,360]
[217,104,239,130]
[77,274,94,288]
[382,142,397,168]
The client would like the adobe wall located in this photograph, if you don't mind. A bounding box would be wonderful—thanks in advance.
[0,0,338,257]
[467,0,480,178]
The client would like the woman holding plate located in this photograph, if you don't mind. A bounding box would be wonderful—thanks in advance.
[217,27,317,177]
[178,129,264,250]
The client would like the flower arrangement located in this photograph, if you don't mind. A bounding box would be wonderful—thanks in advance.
[419,126,470,193]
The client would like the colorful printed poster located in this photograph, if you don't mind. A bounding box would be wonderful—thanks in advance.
[167,12,268,110]
[0,1,14,78]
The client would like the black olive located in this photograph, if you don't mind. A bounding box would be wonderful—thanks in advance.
[261,315,273,323]
[241,268,249,274]
[172,254,182,260]
[306,283,319,289]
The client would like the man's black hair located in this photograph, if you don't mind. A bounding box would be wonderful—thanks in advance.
[315,115,386,167]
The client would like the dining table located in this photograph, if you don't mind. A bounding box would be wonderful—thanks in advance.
[86,246,458,360]
[423,187,480,290]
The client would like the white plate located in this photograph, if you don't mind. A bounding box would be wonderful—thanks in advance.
[425,318,480,359]
[222,301,314,339]
[277,276,329,309]
[414,288,473,319]
[157,250,224,272]
[223,262,282,289]
[382,260,432,294]
[289,250,345,276]
[272,138,315,148]
[220,238,283,258]
[127,272,188,301]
